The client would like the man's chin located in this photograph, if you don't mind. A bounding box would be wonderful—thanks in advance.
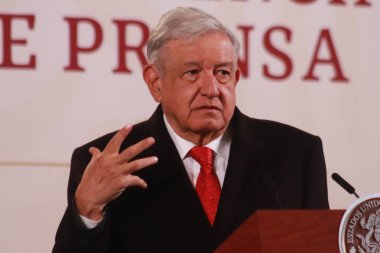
[191,121,226,135]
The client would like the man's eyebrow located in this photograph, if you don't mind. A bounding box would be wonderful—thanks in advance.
[182,62,202,67]
[214,62,234,68]
[181,62,234,68]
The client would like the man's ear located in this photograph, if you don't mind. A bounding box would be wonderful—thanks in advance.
[234,67,241,86]
[143,64,162,102]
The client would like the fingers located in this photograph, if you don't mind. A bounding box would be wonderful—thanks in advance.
[120,156,158,175]
[85,125,157,191]
[89,147,101,159]
[103,125,133,154]
[121,175,148,189]
[117,137,156,163]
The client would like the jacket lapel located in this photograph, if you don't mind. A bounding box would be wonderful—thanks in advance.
[212,108,269,242]
[144,106,213,239]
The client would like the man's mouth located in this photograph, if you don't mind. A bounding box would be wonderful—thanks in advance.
[196,105,221,111]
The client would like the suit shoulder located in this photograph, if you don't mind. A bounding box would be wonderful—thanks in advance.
[239,113,321,146]
[259,118,316,139]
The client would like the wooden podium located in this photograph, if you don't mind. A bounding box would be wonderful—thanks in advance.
[215,210,345,253]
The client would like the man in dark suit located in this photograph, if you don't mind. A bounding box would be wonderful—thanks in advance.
[53,7,329,253]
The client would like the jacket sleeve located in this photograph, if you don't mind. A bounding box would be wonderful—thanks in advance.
[52,147,110,253]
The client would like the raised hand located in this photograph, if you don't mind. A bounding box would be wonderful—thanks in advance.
[74,125,158,220]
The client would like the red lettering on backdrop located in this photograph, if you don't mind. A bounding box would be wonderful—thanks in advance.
[291,0,316,4]
[236,25,253,78]
[63,17,103,71]
[328,0,346,6]
[292,0,371,6]
[354,0,371,6]
[329,0,371,6]
[0,14,36,69]
[303,29,348,82]
[112,20,149,74]
[263,26,293,80]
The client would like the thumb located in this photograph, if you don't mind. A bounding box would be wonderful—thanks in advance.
[88,147,101,164]
[82,147,101,178]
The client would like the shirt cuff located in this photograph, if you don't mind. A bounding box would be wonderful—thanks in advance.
[79,214,103,229]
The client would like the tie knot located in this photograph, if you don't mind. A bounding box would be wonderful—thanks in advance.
[189,146,213,169]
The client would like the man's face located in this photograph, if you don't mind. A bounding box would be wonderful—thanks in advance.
[145,32,240,144]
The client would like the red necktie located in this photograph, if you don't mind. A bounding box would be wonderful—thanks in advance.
[189,146,221,225]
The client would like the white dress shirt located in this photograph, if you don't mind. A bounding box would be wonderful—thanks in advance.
[80,114,232,228]
[163,115,231,187]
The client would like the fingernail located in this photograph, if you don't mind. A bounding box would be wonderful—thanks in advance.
[123,124,132,130]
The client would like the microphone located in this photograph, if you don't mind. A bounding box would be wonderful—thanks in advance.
[262,172,283,209]
[331,173,360,199]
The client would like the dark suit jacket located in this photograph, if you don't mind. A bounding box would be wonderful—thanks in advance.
[53,106,329,253]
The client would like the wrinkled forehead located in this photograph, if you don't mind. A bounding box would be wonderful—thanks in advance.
[157,31,237,64]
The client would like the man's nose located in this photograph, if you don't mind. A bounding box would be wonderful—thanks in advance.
[199,72,220,97]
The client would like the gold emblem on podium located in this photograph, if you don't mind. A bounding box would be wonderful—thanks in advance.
[339,194,380,253]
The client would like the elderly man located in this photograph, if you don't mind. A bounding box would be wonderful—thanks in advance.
[53,7,329,253]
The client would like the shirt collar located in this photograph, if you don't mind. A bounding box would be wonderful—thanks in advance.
[163,114,230,161]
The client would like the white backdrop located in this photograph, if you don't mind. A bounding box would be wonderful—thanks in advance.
[0,0,379,252]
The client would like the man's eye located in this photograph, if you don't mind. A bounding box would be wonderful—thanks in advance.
[218,70,230,76]
[183,70,199,81]
[187,70,199,75]
[215,70,231,83]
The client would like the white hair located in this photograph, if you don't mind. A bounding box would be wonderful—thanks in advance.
[147,7,240,64]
